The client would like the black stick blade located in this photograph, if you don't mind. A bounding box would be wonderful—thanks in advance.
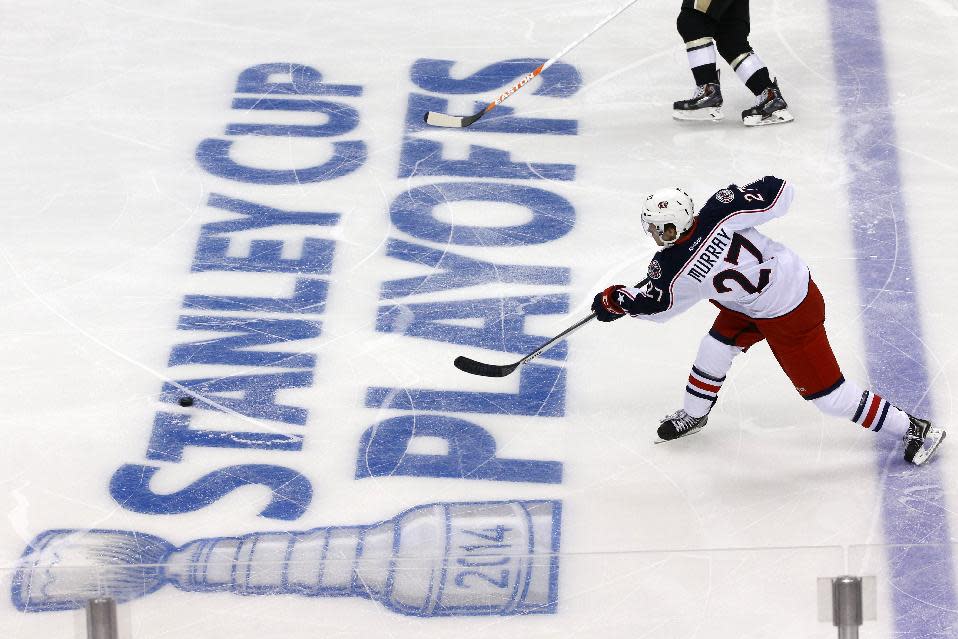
[454,356,519,378]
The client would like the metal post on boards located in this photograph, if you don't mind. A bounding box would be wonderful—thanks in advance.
[85,597,119,639]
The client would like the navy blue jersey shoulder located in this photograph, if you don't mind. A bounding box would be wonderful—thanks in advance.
[618,176,784,317]
[698,175,785,219]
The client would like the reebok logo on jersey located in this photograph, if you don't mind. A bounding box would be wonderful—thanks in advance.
[688,237,704,252]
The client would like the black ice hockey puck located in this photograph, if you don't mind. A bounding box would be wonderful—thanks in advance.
[178,397,194,407]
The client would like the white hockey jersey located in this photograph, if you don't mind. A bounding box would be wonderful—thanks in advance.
[617,176,809,322]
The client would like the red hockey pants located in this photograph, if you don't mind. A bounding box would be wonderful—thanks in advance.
[707,280,844,399]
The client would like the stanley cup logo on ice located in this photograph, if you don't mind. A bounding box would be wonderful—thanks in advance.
[12,500,561,617]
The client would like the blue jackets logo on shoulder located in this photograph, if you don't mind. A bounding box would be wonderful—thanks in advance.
[715,189,734,204]
[647,259,662,280]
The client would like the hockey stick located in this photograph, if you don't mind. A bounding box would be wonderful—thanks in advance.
[454,311,596,377]
[423,0,640,128]
[454,278,649,377]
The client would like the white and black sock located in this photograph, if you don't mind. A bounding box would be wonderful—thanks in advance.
[731,51,773,96]
[686,37,719,85]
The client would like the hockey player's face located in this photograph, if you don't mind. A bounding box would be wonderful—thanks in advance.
[647,223,675,247]
[647,223,665,246]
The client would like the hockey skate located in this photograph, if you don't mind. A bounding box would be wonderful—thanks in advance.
[902,415,946,465]
[673,82,723,121]
[742,79,794,126]
[656,410,708,442]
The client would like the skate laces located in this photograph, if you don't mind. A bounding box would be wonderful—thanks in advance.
[754,84,785,108]
[903,419,926,444]
[753,88,773,106]
[667,410,698,433]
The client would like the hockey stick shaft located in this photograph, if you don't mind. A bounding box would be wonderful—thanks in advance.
[454,278,649,377]
[518,310,597,364]
[424,0,640,128]
[489,0,640,107]
[454,312,595,377]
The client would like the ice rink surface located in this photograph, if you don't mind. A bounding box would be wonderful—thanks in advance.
[1,0,957,637]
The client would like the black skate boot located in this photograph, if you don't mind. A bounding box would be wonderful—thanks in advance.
[673,82,723,121]
[902,415,946,465]
[656,410,708,442]
[741,79,794,126]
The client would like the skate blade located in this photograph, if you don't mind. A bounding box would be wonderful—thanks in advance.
[912,429,946,465]
[673,108,724,122]
[743,109,794,127]
[653,429,703,445]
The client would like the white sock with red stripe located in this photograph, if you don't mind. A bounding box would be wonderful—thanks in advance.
[683,335,743,418]
[810,379,909,436]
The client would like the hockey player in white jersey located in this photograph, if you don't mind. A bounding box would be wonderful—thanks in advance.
[591,176,945,465]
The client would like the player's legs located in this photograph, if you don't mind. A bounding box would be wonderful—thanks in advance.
[760,281,944,463]
[673,0,734,120]
[657,308,760,442]
[684,336,738,418]
[809,378,905,433]
[683,310,762,418]
[760,283,844,399]
[676,2,726,85]
[712,0,771,95]
[712,0,794,125]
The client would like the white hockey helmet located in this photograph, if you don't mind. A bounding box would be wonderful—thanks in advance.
[641,188,695,247]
